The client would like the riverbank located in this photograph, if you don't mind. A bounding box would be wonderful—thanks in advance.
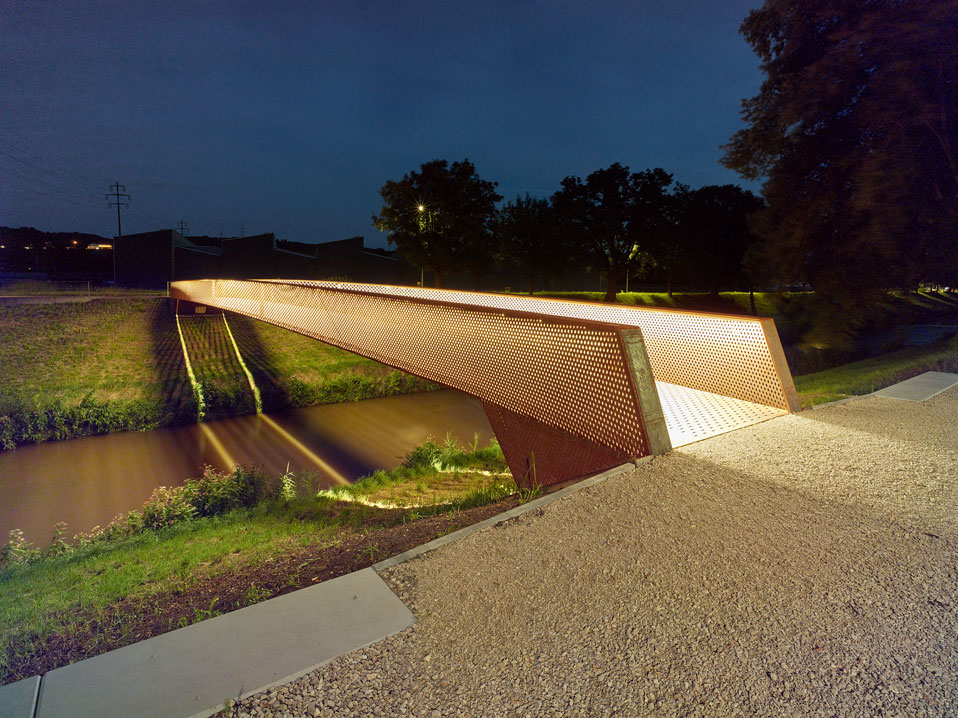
[0,437,518,684]
[0,298,437,449]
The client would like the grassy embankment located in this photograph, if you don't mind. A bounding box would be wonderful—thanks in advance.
[792,335,958,405]
[0,297,436,448]
[0,436,519,684]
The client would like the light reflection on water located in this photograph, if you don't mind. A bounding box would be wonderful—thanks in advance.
[0,390,492,544]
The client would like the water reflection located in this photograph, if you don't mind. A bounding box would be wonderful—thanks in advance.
[0,390,492,544]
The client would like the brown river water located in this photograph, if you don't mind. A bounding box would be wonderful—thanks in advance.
[0,390,493,545]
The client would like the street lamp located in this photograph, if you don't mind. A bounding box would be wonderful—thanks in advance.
[416,204,429,286]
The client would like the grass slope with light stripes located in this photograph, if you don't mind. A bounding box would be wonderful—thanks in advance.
[0,298,437,448]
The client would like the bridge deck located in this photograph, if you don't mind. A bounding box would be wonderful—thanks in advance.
[656,381,786,447]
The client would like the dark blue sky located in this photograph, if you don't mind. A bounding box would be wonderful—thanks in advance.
[1,0,762,248]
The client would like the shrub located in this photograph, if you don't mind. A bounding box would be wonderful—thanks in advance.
[232,466,267,508]
[142,486,197,530]
[0,529,41,568]
[274,466,296,502]
[403,439,443,470]
[181,467,238,517]
[180,465,269,517]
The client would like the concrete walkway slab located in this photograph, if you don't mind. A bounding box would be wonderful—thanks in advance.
[873,371,958,402]
[35,568,414,718]
[0,675,40,718]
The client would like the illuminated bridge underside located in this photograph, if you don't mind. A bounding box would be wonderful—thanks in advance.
[171,279,799,487]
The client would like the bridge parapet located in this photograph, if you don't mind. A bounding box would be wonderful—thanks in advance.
[171,279,797,487]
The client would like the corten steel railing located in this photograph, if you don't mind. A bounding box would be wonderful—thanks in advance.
[170,278,799,487]
[262,279,801,412]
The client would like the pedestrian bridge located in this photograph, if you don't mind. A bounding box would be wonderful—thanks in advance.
[170,279,799,487]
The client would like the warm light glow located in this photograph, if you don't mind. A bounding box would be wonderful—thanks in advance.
[259,414,349,485]
[199,422,238,469]
[417,204,425,212]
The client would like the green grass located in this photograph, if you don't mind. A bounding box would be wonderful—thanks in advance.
[0,508,330,637]
[0,299,437,447]
[0,439,512,682]
[0,280,164,296]
[794,336,958,406]
[319,435,513,508]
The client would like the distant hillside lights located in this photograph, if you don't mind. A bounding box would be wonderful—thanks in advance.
[86,243,112,250]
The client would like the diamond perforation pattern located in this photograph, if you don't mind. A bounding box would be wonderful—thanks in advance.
[177,279,651,470]
[174,279,798,484]
[258,279,791,410]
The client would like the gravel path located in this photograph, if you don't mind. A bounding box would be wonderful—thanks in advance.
[231,389,958,717]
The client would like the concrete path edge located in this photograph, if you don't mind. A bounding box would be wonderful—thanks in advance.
[0,675,40,718]
[34,568,414,718]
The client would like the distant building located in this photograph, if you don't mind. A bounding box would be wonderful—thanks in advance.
[113,230,420,289]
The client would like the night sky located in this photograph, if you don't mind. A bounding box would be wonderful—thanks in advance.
[2,0,762,248]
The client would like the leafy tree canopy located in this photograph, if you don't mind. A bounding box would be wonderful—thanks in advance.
[552,164,673,301]
[493,195,569,295]
[372,159,501,287]
[679,185,765,296]
[722,0,958,345]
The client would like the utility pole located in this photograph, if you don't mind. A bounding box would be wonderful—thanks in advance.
[106,181,130,237]
[176,219,190,237]
[106,181,130,285]
[240,225,245,238]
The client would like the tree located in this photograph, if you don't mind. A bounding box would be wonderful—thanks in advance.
[372,159,502,288]
[679,185,765,298]
[492,195,570,295]
[722,0,958,345]
[552,164,673,302]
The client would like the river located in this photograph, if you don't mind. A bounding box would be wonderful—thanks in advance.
[0,390,493,545]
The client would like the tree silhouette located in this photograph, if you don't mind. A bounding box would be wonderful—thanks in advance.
[372,159,501,288]
[493,195,569,295]
[552,164,673,302]
[679,185,764,298]
[722,0,958,346]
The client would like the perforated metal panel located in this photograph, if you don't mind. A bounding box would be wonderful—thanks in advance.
[171,278,799,485]
[172,279,652,486]
[655,382,785,447]
[260,279,799,412]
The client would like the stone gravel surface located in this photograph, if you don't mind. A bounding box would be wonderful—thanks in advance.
[230,389,958,717]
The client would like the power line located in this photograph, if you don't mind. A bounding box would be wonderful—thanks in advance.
[0,128,111,190]
[107,181,130,237]
[132,197,175,228]
[133,206,174,229]
[0,177,106,210]
[125,207,167,231]
[0,166,103,206]
[0,146,106,195]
